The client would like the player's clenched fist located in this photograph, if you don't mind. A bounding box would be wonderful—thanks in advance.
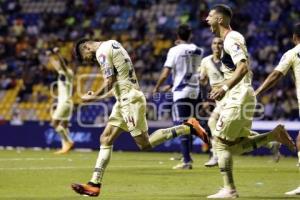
[81,91,96,102]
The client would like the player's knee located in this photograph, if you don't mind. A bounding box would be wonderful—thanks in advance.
[55,125,64,133]
[100,134,113,146]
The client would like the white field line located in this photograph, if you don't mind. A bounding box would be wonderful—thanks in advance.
[0,165,164,171]
[0,157,72,161]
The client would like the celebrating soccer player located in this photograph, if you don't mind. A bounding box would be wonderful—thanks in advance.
[205,4,295,198]
[255,23,300,196]
[70,39,210,197]
[47,47,74,154]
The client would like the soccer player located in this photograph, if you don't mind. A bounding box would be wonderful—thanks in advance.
[71,39,210,197]
[199,37,225,167]
[47,47,74,154]
[255,23,300,196]
[200,38,281,167]
[153,24,203,170]
[205,4,295,198]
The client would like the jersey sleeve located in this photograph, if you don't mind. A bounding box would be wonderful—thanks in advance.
[274,51,293,75]
[163,48,175,68]
[224,36,247,65]
[198,58,207,80]
[96,46,115,78]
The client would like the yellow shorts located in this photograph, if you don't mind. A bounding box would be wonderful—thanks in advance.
[108,89,148,137]
[52,101,73,121]
[214,87,256,141]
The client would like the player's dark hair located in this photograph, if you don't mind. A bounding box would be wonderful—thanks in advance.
[177,24,192,41]
[293,23,300,37]
[74,38,89,63]
[212,4,232,19]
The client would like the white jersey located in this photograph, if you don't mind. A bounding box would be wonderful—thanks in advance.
[57,68,73,104]
[95,40,140,99]
[275,44,300,114]
[221,31,252,90]
[164,43,203,102]
[198,55,224,86]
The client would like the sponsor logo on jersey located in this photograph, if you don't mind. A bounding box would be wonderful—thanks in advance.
[231,43,240,52]
[112,42,120,49]
[98,54,106,65]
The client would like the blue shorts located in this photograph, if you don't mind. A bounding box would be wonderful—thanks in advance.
[172,97,200,125]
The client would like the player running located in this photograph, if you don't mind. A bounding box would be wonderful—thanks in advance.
[200,37,281,167]
[47,47,74,154]
[205,4,295,198]
[255,23,300,196]
[71,39,209,197]
[153,24,203,170]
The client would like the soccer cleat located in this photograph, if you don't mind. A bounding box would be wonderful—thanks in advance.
[273,125,296,152]
[207,188,239,199]
[71,182,101,197]
[54,141,74,155]
[285,187,300,195]
[204,156,218,167]
[270,142,281,163]
[185,118,210,145]
[172,162,192,170]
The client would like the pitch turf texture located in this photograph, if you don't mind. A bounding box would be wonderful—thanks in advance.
[0,150,299,200]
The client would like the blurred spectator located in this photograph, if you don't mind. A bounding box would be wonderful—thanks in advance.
[0,0,298,121]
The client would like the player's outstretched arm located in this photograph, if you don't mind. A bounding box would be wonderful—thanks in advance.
[210,60,248,100]
[254,70,284,96]
[52,47,69,73]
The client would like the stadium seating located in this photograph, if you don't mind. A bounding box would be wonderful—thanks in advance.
[0,0,299,122]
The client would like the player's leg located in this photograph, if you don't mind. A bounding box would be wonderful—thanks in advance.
[52,101,74,154]
[208,100,250,198]
[71,124,123,197]
[205,110,219,167]
[124,91,209,150]
[250,130,281,162]
[54,120,74,154]
[229,125,295,155]
[172,99,193,170]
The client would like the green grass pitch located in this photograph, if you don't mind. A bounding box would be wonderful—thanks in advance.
[0,150,299,200]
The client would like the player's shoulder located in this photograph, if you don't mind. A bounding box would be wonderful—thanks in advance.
[290,44,300,55]
[201,55,213,63]
[224,31,245,44]
[281,45,300,61]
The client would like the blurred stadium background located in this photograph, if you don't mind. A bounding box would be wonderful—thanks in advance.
[0,0,299,154]
[1,0,300,199]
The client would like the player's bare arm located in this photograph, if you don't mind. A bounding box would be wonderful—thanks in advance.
[199,72,208,86]
[254,70,284,96]
[152,67,171,93]
[52,47,69,73]
[210,59,248,100]
[82,75,115,102]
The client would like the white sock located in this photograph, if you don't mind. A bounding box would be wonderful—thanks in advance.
[211,139,218,159]
[55,125,72,147]
[298,152,300,163]
[90,145,113,184]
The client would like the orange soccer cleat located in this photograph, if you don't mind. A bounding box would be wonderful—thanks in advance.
[185,118,210,145]
[71,182,101,197]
